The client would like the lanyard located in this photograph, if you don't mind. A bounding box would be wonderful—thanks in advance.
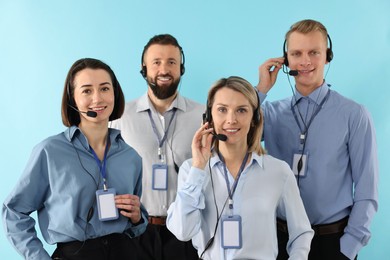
[147,108,177,162]
[218,151,250,212]
[90,137,110,191]
[291,90,330,147]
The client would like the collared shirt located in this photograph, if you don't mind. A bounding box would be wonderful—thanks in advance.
[111,93,205,216]
[167,152,314,260]
[2,126,148,260]
[259,82,379,259]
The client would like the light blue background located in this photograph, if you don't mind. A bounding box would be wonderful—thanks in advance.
[1,0,389,259]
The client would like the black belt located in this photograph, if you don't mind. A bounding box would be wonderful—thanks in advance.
[57,233,126,248]
[277,217,348,236]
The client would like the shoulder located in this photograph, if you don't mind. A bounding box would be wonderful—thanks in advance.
[176,96,205,124]
[24,132,69,165]
[262,154,292,176]
[262,96,291,112]
[329,90,373,120]
[34,132,67,151]
[113,134,143,165]
[124,98,142,113]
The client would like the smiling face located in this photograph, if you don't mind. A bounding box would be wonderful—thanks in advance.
[286,30,328,95]
[211,87,253,148]
[143,44,182,99]
[73,68,114,126]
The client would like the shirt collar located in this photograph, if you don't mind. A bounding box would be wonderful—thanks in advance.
[293,81,330,106]
[135,93,187,113]
[65,126,123,148]
[209,151,264,170]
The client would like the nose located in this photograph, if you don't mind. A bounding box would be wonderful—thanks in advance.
[159,62,170,74]
[226,111,237,124]
[92,90,103,103]
[300,53,311,66]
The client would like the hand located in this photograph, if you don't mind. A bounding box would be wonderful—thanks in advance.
[255,57,285,94]
[115,194,142,224]
[191,122,214,170]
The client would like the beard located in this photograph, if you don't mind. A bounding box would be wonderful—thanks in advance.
[148,76,180,99]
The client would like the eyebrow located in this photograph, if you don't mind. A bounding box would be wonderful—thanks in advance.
[215,103,250,109]
[79,82,112,88]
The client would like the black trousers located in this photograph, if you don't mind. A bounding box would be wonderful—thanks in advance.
[51,233,137,260]
[128,223,199,260]
[276,229,357,260]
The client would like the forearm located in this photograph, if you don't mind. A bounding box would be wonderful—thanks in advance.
[2,205,50,260]
[167,166,206,241]
[340,199,377,259]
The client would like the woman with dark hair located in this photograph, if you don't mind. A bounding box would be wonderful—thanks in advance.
[2,58,148,260]
[167,76,313,259]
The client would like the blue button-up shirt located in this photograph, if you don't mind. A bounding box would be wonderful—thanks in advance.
[259,82,379,259]
[2,126,148,259]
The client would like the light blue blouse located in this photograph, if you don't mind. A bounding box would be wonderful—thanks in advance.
[167,152,313,260]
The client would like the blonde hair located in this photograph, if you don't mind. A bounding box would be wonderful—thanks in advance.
[207,76,265,155]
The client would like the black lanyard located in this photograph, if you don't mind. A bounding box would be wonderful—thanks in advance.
[218,151,250,211]
[147,108,177,162]
[291,90,330,147]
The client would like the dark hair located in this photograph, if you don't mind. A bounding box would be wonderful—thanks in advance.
[61,58,125,126]
[207,76,265,155]
[140,34,184,65]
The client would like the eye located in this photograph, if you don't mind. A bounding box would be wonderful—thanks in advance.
[217,107,227,113]
[101,86,111,92]
[290,52,300,57]
[237,108,248,113]
[82,88,91,94]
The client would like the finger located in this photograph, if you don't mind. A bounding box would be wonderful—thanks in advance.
[115,195,140,207]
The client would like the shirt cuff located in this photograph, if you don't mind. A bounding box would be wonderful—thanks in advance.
[340,232,363,259]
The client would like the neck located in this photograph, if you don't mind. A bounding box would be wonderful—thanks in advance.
[79,122,108,159]
[148,89,177,114]
[296,79,324,96]
[219,143,249,178]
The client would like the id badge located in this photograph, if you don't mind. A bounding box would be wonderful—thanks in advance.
[96,188,119,221]
[152,164,168,190]
[292,152,308,177]
[221,215,242,249]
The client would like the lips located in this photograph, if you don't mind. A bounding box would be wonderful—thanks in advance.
[298,68,315,74]
[90,106,107,113]
[157,76,172,82]
[224,128,239,133]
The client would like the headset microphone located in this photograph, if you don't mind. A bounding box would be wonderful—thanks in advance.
[282,64,298,77]
[68,104,97,118]
[212,132,228,142]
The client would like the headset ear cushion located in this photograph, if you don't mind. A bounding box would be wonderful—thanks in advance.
[326,48,333,62]
[180,64,185,76]
[283,52,289,66]
[140,66,147,78]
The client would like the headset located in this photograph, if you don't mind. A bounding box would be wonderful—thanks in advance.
[204,90,261,126]
[140,45,186,79]
[283,34,333,67]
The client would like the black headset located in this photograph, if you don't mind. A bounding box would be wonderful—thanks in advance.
[204,89,261,125]
[283,34,333,66]
[140,46,186,79]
